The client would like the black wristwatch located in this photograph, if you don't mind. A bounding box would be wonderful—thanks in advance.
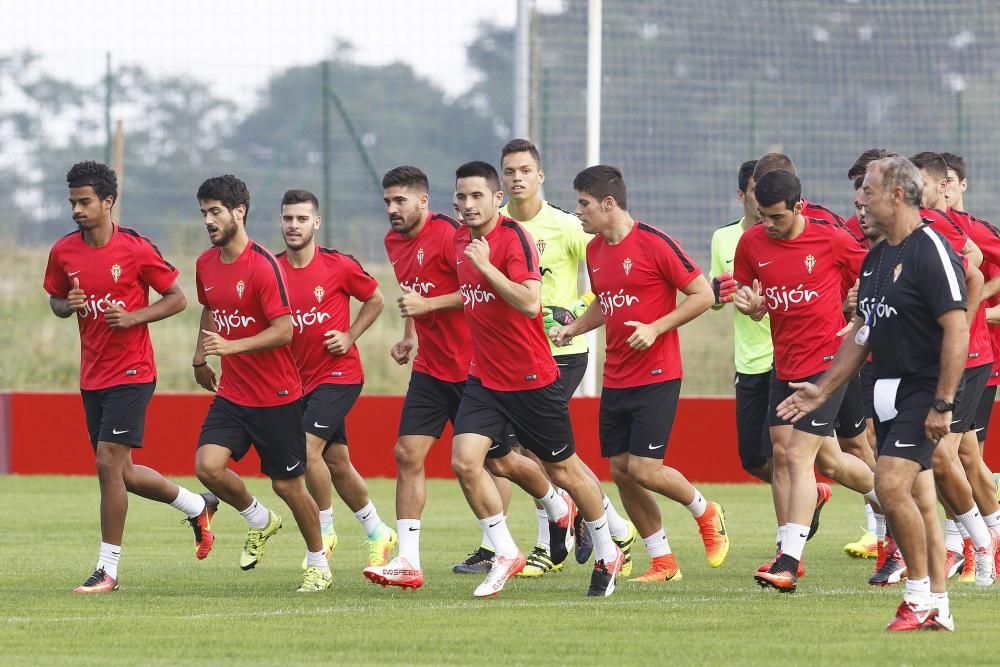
[932,399,955,413]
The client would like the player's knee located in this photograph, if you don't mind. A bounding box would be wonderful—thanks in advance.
[625,457,657,487]
[483,456,511,479]
[394,441,422,471]
[94,447,123,481]
[450,451,480,480]
[270,477,301,500]
[195,457,224,486]
[608,459,630,486]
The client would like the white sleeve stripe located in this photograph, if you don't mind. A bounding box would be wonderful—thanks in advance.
[921,226,962,300]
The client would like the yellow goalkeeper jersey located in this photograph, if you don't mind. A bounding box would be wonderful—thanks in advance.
[500,200,593,356]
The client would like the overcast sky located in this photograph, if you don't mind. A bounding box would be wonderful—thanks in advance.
[2,0,519,98]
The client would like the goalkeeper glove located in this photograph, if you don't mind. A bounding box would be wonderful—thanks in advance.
[712,272,737,304]
[542,305,576,333]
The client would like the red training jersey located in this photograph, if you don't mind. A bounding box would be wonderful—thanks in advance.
[384,212,472,383]
[277,247,378,393]
[196,240,301,407]
[43,224,179,390]
[587,222,701,389]
[733,218,865,381]
[452,216,556,391]
[949,209,998,371]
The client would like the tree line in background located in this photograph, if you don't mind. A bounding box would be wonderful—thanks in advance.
[4,0,1000,267]
[0,25,514,260]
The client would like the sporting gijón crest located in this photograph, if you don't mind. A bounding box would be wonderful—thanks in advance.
[623,257,633,276]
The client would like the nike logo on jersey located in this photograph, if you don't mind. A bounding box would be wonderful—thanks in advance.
[286,461,301,471]
[647,442,665,450]
[894,441,916,448]
[862,269,874,277]
[591,267,601,273]
[314,422,329,429]
[204,286,215,292]
[391,260,399,265]
[810,420,829,427]
[68,270,81,277]
[726,258,734,264]
[758,261,773,267]
[552,443,570,456]
[111,428,130,435]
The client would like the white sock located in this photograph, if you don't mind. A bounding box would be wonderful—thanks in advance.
[397,519,421,568]
[983,510,1000,531]
[956,507,992,549]
[776,525,786,550]
[875,514,886,542]
[305,550,329,569]
[944,519,963,553]
[239,497,270,529]
[685,488,708,519]
[958,522,970,539]
[932,591,951,618]
[319,506,334,534]
[535,509,550,549]
[864,503,876,533]
[603,495,630,540]
[782,522,810,561]
[97,542,121,580]
[641,529,672,557]
[863,488,879,506]
[480,528,494,551]
[536,485,569,523]
[353,502,387,539]
[170,487,206,518]
[586,514,617,563]
[479,514,518,559]
[904,576,932,608]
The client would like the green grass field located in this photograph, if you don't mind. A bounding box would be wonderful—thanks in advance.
[1,477,995,666]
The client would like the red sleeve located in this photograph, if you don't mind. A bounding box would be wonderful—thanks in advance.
[43,245,69,298]
[340,253,378,301]
[969,222,1000,269]
[836,231,866,296]
[653,234,701,290]
[732,233,756,286]
[135,237,180,295]
[503,227,542,284]
[443,224,459,276]
[252,249,292,321]
[195,268,207,306]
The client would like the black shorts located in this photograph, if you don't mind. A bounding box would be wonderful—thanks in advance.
[834,374,867,439]
[769,372,848,437]
[80,381,156,449]
[735,371,772,470]
[974,384,997,443]
[873,378,936,470]
[860,361,876,419]
[454,376,575,463]
[198,396,307,480]
[554,352,589,397]
[600,380,681,459]
[398,371,465,438]
[952,364,991,434]
[303,383,362,448]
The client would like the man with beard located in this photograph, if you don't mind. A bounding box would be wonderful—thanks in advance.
[276,189,395,575]
[191,175,331,592]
